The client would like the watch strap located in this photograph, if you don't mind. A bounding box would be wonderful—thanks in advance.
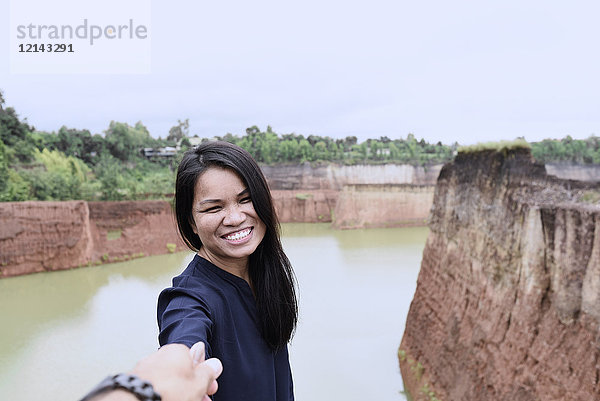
[79,373,161,401]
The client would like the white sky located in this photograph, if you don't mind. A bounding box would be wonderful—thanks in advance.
[2,0,600,145]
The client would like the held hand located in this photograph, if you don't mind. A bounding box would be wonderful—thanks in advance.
[131,343,222,401]
[189,341,220,401]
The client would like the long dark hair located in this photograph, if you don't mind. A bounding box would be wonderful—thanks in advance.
[175,141,298,350]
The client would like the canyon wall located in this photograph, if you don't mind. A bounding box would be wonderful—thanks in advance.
[333,184,434,229]
[7,161,596,278]
[0,201,93,277]
[271,190,338,223]
[0,191,343,277]
[546,163,600,182]
[0,201,183,278]
[262,163,442,189]
[399,149,600,400]
[0,181,431,276]
[264,163,440,229]
[87,201,184,263]
[0,163,442,277]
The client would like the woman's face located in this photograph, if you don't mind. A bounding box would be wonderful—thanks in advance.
[191,166,266,267]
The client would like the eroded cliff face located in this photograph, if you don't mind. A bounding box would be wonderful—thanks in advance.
[400,149,600,401]
[546,163,600,182]
[271,190,338,223]
[262,163,442,190]
[88,201,184,263]
[333,184,434,229]
[0,201,93,276]
[0,201,183,278]
[0,193,344,277]
[261,164,440,228]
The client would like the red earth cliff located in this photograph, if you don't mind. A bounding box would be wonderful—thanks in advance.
[0,192,344,277]
[0,201,184,278]
[1,163,442,278]
[87,201,185,264]
[271,190,338,223]
[399,148,600,400]
[332,184,434,229]
[262,163,442,190]
[264,163,440,228]
[0,201,93,276]
[0,183,433,277]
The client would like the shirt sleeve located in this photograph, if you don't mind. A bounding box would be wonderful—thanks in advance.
[157,284,213,354]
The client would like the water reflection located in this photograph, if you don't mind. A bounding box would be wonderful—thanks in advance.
[0,224,427,401]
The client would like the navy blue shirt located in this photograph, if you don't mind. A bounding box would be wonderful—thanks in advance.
[157,255,294,401]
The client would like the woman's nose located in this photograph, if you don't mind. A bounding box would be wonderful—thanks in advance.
[223,205,246,226]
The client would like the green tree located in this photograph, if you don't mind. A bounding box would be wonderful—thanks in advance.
[370,141,382,161]
[314,141,330,161]
[0,97,36,163]
[23,149,90,200]
[95,154,125,200]
[388,142,400,160]
[298,139,314,162]
[279,139,299,162]
[406,133,418,160]
[167,119,189,142]
[355,142,368,161]
[343,136,358,152]
[180,137,192,150]
[0,169,30,201]
[329,141,344,161]
[105,121,151,162]
[35,126,105,165]
[260,130,279,164]
[0,140,9,193]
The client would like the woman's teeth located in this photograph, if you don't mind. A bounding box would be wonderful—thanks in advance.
[224,228,251,241]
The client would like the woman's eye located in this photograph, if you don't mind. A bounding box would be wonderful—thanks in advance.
[202,206,221,213]
[240,197,252,203]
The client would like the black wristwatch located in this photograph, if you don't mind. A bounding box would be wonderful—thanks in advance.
[79,373,161,401]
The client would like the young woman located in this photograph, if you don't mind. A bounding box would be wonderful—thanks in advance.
[157,141,298,401]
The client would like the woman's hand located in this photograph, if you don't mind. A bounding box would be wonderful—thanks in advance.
[131,342,222,401]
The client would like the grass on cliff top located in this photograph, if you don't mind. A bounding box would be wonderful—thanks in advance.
[582,191,600,204]
[458,139,531,154]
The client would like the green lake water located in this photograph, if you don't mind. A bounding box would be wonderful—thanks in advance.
[0,223,428,401]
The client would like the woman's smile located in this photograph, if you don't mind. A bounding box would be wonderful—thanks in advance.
[222,227,253,243]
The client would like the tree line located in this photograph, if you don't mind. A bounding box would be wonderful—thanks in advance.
[0,93,178,202]
[1,91,598,202]
[215,125,457,165]
[530,135,600,164]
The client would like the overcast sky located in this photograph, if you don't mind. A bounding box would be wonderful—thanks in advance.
[2,0,600,145]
